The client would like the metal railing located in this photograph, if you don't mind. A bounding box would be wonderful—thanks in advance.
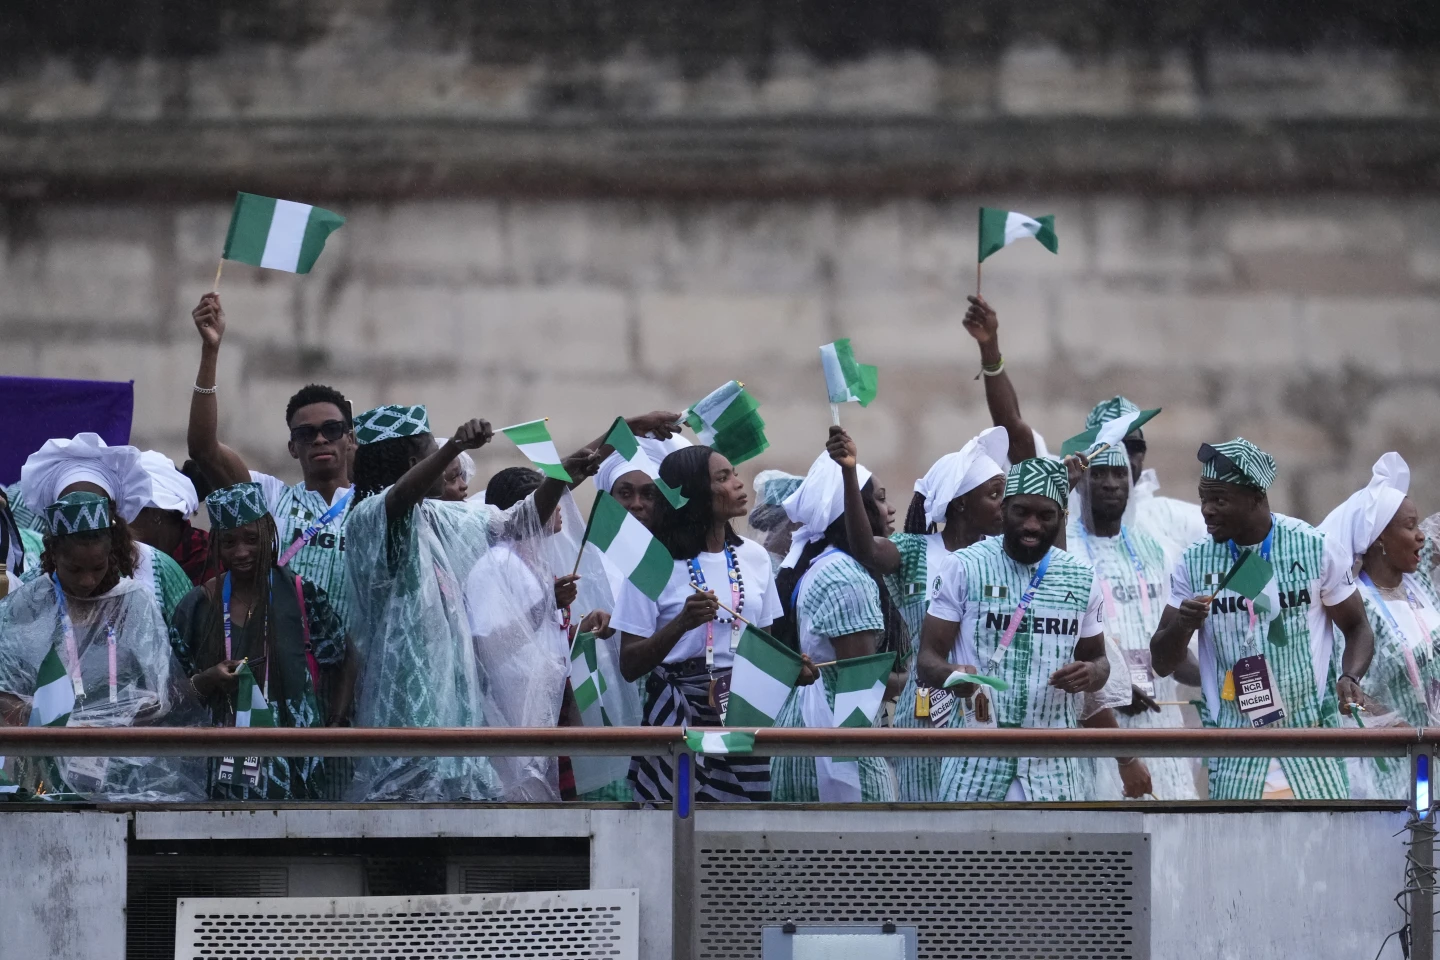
[2,725,1434,960]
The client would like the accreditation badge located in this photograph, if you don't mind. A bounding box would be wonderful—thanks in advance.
[928,688,956,727]
[1123,649,1156,698]
[709,671,732,721]
[1233,654,1286,728]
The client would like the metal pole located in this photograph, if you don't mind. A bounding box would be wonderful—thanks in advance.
[672,744,697,960]
[1413,743,1435,960]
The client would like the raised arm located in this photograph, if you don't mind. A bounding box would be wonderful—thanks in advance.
[827,426,900,574]
[187,294,253,486]
[385,419,491,522]
[963,295,1036,465]
[533,447,604,523]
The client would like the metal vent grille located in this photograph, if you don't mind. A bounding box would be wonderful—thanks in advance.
[127,860,289,960]
[698,831,1148,960]
[175,889,638,960]
[456,854,589,893]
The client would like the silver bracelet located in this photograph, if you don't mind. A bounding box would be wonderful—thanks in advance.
[193,383,218,395]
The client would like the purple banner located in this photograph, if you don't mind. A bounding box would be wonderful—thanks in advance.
[0,376,134,484]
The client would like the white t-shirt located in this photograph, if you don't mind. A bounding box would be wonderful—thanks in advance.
[611,537,782,668]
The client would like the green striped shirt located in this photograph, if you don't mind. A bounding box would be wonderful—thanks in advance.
[251,473,353,625]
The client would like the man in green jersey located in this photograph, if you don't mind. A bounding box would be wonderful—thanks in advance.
[1151,439,1374,800]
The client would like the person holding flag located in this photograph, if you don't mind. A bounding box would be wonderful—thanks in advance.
[1150,439,1374,800]
[769,438,910,802]
[612,444,786,803]
[1319,453,1437,800]
[344,406,601,801]
[0,492,204,800]
[918,459,1112,802]
[170,482,351,800]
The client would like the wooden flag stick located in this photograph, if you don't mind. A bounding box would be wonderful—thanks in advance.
[809,659,838,669]
[212,258,225,293]
[570,489,604,577]
[830,403,841,426]
[690,585,753,627]
[976,259,982,297]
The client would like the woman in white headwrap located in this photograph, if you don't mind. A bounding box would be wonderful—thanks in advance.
[134,450,211,586]
[1320,453,1440,799]
[19,435,192,626]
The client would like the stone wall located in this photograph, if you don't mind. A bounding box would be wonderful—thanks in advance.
[3,191,1438,521]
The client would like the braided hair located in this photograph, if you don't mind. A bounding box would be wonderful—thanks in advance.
[653,445,742,561]
[353,435,431,501]
[485,466,543,510]
[773,478,910,662]
[902,492,931,535]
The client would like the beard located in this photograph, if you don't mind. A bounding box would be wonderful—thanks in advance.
[1004,529,1054,566]
[1088,497,1127,529]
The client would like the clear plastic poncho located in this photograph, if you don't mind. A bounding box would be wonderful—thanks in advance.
[345,489,551,802]
[0,575,206,801]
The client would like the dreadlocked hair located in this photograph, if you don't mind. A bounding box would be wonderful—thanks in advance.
[903,491,933,535]
[485,466,543,510]
[653,445,742,561]
[194,515,290,699]
[40,498,136,581]
[772,479,911,662]
[353,435,431,501]
[286,383,352,428]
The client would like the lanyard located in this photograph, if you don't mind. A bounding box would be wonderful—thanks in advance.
[51,575,117,701]
[222,572,272,698]
[689,546,741,670]
[1227,516,1276,644]
[988,549,1052,668]
[1081,525,1153,623]
[276,489,352,568]
[1360,571,1427,694]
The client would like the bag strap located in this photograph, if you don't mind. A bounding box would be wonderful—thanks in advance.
[294,573,321,689]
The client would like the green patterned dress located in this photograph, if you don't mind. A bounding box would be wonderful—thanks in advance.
[885,532,955,801]
[928,539,1105,802]
[772,549,897,802]
[1173,514,1354,800]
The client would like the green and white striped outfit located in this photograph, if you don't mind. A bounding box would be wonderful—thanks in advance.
[133,542,193,628]
[1173,514,1355,800]
[886,532,952,800]
[929,539,1105,802]
[1349,539,1440,800]
[772,549,896,802]
[1068,516,1198,801]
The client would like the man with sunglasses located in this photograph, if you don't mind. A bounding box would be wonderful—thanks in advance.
[186,293,358,621]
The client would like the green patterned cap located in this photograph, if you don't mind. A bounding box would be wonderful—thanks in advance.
[1086,395,1143,433]
[44,492,112,536]
[1004,458,1069,507]
[205,482,270,531]
[1089,444,1130,469]
[354,404,431,446]
[1198,438,1276,490]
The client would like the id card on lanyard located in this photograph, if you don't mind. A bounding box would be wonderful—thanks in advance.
[219,573,271,789]
[1224,521,1283,724]
[51,576,118,703]
[987,550,1052,669]
[690,546,742,718]
[277,489,353,568]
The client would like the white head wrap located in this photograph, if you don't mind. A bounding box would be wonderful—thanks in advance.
[638,432,692,465]
[457,451,477,484]
[595,449,660,493]
[138,450,199,517]
[780,450,872,569]
[20,433,153,523]
[914,426,1009,528]
[1319,452,1411,561]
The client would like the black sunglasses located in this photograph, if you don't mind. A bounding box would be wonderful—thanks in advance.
[290,420,351,445]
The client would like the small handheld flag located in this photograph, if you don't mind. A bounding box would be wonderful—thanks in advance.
[233,662,275,728]
[831,652,895,728]
[1060,407,1162,457]
[685,730,756,755]
[569,632,612,723]
[222,193,345,275]
[726,625,804,728]
[587,491,674,601]
[978,207,1058,263]
[603,416,640,462]
[819,339,878,410]
[942,669,1011,692]
[28,646,75,728]
[501,419,572,482]
[683,381,769,465]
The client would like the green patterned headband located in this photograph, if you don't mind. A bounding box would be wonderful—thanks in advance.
[44,492,112,536]
[1089,444,1130,469]
[1004,458,1069,507]
[1198,439,1276,491]
[1086,395,1143,435]
[205,482,270,531]
[353,404,431,446]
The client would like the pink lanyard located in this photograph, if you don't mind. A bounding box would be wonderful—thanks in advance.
[689,547,742,669]
[52,576,116,702]
[988,550,1051,668]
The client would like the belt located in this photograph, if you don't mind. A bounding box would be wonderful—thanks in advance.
[662,656,727,680]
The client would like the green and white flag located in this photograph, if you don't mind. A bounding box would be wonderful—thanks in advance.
[726,625,804,728]
[28,646,74,728]
[978,206,1058,263]
[684,381,769,465]
[234,662,275,728]
[569,632,612,723]
[1222,549,1280,619]
[1060,407,1162,457]
[604,417,687,508]
[819,339,878,407]
[831,651,895,728]
[501,419,572,482]
[223,192,345,274]
[685,730,756,755]
[588,492,673,600]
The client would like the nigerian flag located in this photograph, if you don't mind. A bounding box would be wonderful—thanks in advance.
[604,417,687,508]
[1060,407,1162,457]
[588,491,673,600]
[234,662,275,728]
[502,419,572,482]
[223,192,345,274]
[726,625,804,728]
[28,646,74,727]
[684,381,769,465]
[831,652,894,728]
[685,730,756,755]
[569,632,612,723]
[978,207,1058,263]
[819,339,878,407]
[1223,549,1280,619]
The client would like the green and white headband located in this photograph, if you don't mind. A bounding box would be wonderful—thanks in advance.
[354,404,431,446]
[205,482,270,531]
[44,491,112,536]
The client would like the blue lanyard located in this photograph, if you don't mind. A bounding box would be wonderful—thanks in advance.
[1081,525,1149,581]
[1358,571,1420,637]
[987,549,1052,666]
[1227,515,1276,565]
[277,489,352,567]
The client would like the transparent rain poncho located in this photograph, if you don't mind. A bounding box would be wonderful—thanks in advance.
[0,575,206,801]
[345,489,552,802]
